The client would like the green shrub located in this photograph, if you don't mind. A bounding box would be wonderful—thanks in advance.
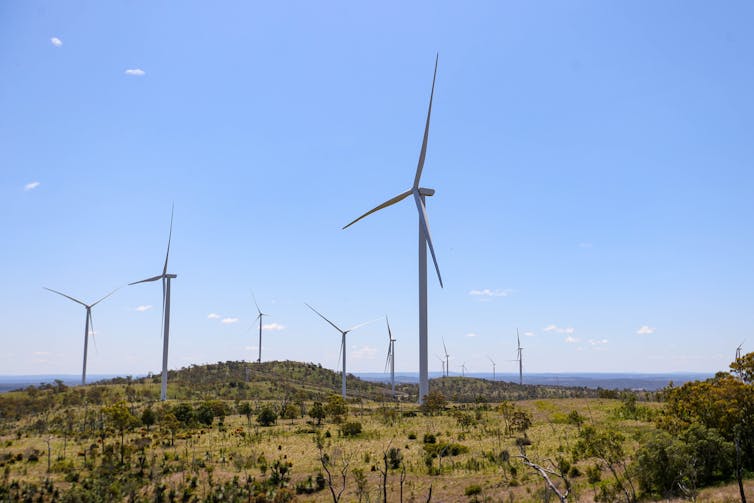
[340,421,362,437]
[256,407,277,426]
[464,484,482,496]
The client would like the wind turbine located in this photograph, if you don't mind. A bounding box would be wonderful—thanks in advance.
[736,340,745,360]
[459,362,467,377]
[488,356,496,381]
[306,303,375,398]
[44,287,117,385]
[442,337,450,378]
[130,206,176,401]
[384,316,396,397]
[516,329,524,386]
[252,293,269,364]
[343,55,443,403]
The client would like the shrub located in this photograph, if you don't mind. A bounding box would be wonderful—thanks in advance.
[340,421,362,437]
[256,407,277,427]
[408,432,417,440]
[464,484,482,496]
[423,433,436,444]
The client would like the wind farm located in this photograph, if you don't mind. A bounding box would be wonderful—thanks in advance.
[4,2,754,501]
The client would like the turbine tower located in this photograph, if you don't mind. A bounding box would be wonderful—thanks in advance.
[460,362,467,377]
[516,329,524,386]
[435,355,446,377]
[384,316,396,398]
[44,287,117,385]
[488,356,496,381]
[130,205,176,401]
[306,303,375,399]
[252,293,269,363]
[344,55,443,404]
[736,341,745,360]
[442,337,450,377]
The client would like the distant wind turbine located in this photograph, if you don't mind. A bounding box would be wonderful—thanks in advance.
[130,205,177,401]
[343,55,443,404]
[736,340,745,360]
[306,303,376,398]
[459,362,467,377]
[384,316,396,397]
[516,329,524,385]
[488,356,496,381]
[442,337,450,377]
[252,293,269,363]
[44,287,117,385]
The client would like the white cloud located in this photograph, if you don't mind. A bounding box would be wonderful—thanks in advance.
[244,346,258,351]
[50,37,62,47]
[135,305,152,312]
[33,351,51,356]
[469,288,512,298]
[207,313,221,319]
[24,181,40,191]
[124,68,145,76]
[465,332,478,338]
[544,324,575,334]
[578,242,593,248]
[523,331,535,337]
[221,317,239,324]
[636,325,655,335]
[588,338,608,346]
[351,345,377,360]
[564,336,580,344]
[262,322,285,331]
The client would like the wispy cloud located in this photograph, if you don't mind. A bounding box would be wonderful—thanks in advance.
[244,346,258,351]
[469,288,512,298]
[124,68,145,77]
[221,317,239,324]
[351,345,377,360]
[207,313,221,320]
[50,37,63,47]
[135,305,152,312]
[24,181,40,191]
[588,338,608,346]
[544,324,575,334]
[465,332,478,338]
[564,336,580,344]
[262,322,285,331]
[578,242,593,248]
[636,325,655,335]
[523,331,535,337]
[33,351,51,356]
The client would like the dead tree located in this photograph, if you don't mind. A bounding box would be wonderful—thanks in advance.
[516,445,570,502]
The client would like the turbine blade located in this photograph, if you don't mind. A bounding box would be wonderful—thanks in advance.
[90,287,120,308]
[161,277,167,340]
[385,316,393,341]
[346,317,381,333]
[413,191,443,288]
[442,337,448,357]
[88,311,99,355]
[342,190,412,230]
[129,274,163,286]
[384,345,392,372]
[252,292,262,315]
[336,338,343,372]
[413,54,438,189]
[305,303,344,334]
[44,287,87,307]
[163,204,174,276]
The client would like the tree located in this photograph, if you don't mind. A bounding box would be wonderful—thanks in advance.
[282,403,299,424]
[238,402,253,426]
[573,426,637,503]
[257,406,277,426]
[325,395,348,423]
[310,401,326,425]
[141,407,155,431]
[160,412,180,447]
[103,401,139,464]
[420,391,446,416]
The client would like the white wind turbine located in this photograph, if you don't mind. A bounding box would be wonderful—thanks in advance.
[306,303,376,399]
[459,362,467,377]
[252,293,269,364]
[44,287,117,385]
[488,355,497,381]
[344,55,443,403]
[130,206,176,401]
[516,329,524,385]
[384,316,396,398]
[736,340,745,360]
[442,337,450,377]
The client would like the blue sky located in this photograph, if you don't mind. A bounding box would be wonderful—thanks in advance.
[2,1,753,377]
